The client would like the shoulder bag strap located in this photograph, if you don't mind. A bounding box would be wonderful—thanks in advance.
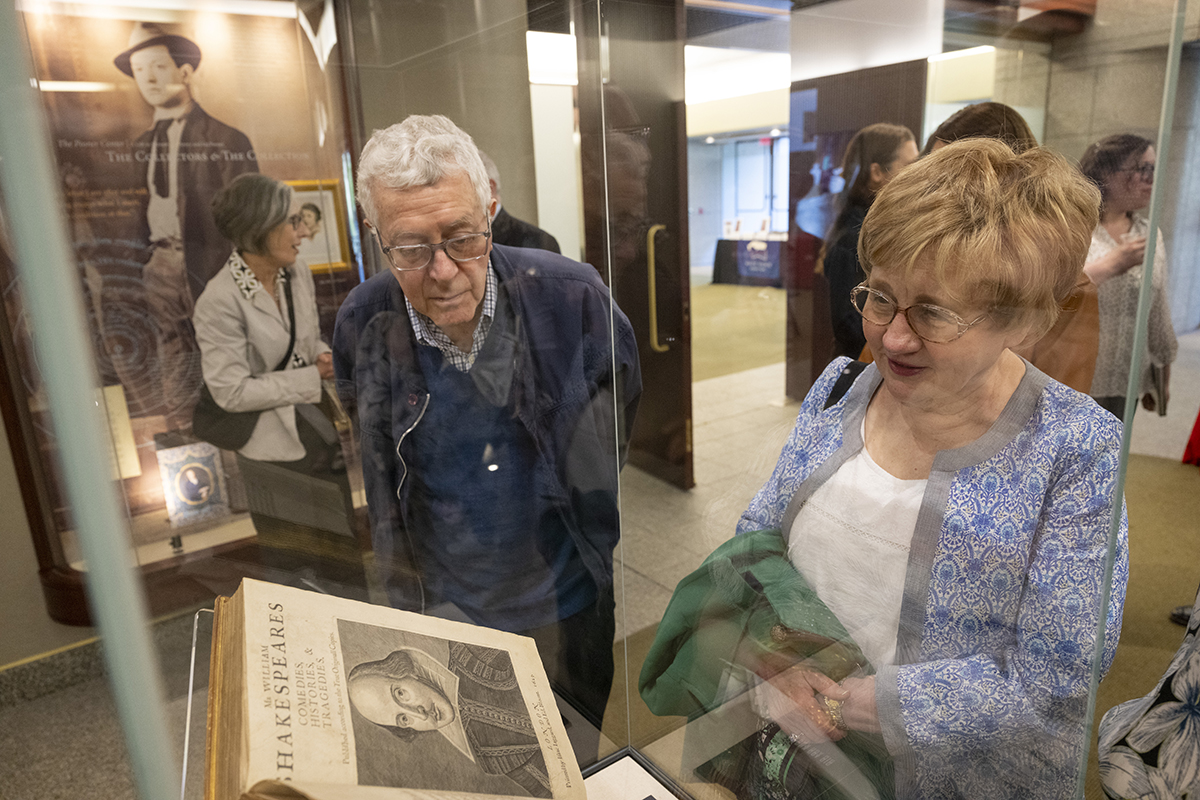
[780,360,868,539]
[272,270,298,371]
[822,360,866,410]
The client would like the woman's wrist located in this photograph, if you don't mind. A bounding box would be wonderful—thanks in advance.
[840,676,882,733]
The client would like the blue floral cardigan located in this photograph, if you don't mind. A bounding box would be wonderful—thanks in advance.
[738,358,1128,799]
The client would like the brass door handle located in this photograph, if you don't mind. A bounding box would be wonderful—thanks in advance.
[646,224,669,353]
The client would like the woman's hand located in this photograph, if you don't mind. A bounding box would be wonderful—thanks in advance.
[840,676,881,734]
[760,665,851,743]
[1084,236,1146,286]
[316,352,335,380]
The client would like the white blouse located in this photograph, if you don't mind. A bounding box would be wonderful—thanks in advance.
[787,437,926,668]
[1089,217,1178,398]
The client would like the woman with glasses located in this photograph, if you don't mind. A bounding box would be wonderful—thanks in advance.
[193,173,351,541]
[737,139,1127,798]
[1079,134,1177,419]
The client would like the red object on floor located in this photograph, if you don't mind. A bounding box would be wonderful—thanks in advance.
[1184,407,1200,465]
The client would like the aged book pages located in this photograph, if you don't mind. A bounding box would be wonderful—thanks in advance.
[206,578,584,800]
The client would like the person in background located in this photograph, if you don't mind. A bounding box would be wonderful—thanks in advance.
[477,150,561,254]
[194,174,351,541]
[920,100,1038,156]
[1080,134,1184,627]
[818,123,918,360]
[1079,133,1177,420]
[333,115,640,729]
[918,102,1098,393]
[739,139,1126,798]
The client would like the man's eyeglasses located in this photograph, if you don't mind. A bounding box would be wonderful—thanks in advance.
[377,222,492,272]
[1121,163,1155,182]
[850,285,987,344]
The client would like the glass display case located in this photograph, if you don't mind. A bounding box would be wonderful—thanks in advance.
[0,0,1195,798]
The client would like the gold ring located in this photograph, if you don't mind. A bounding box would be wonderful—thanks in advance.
[823,696,847,731]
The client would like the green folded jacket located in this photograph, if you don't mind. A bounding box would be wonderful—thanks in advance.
[639,527,871,719]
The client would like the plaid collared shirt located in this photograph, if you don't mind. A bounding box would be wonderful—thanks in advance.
[403,260,497,372]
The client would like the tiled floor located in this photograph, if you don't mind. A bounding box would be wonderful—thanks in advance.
[615,362,799,640]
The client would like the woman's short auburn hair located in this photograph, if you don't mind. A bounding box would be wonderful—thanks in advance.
[858,138,1100,340]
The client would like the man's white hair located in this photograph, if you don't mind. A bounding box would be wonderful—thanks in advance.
[356,115,491,227]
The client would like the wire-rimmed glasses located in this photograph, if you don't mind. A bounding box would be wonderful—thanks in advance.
[376,222,492,272]
[1120,163,1155,182]
[850,284,987,344]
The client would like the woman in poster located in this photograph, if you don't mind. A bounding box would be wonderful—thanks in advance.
[194,173,351,539]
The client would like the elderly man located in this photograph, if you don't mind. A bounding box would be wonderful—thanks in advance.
[333,115,640,727]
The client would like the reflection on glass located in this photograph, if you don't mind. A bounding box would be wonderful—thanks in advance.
[1081,135,1177,420]
[333,115,641,738]
[11,7,358,587]
[195,173,356,575]
[3,0,1195,796]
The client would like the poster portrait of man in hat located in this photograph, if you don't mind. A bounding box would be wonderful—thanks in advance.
[114,21,258,431]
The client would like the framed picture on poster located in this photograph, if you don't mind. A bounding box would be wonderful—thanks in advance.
[289,179,352,273]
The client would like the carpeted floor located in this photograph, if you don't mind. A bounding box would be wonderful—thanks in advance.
[1084,453,1200,796]
[690,284,787,382]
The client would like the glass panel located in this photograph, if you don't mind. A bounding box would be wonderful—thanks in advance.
[2,0,1194,798]
[1,0,627,792]
[620,2,1188,799]
[15,2,361,586]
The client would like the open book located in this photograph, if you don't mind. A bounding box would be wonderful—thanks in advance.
[206,578,584,800]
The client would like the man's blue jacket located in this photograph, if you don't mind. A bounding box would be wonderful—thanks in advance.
[332,244,641,616]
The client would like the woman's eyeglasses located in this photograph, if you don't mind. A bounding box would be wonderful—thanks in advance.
[377,224,492,272]
[850,285,987,344]
[1121,164,1155,182]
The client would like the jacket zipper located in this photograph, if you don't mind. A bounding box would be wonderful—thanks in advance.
[394,393,430,613]
[395,393,430,500]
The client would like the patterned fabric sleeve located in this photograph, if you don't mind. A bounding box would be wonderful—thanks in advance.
[737,358,851,535]
[892,396,1129,799]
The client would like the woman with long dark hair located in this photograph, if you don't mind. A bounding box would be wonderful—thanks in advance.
[819,123,917,359]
